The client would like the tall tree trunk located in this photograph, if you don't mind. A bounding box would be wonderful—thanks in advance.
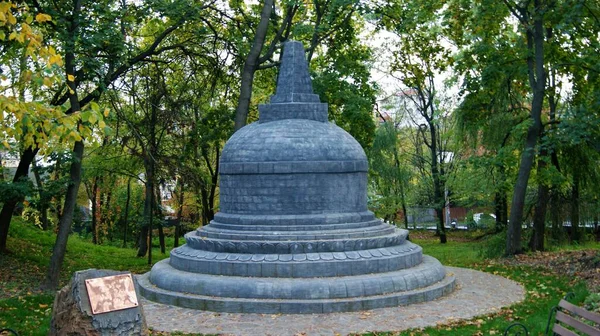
[104,188,112,242]
[506,2,545,256]
[41,0,85,290]
[137,157,154,257]
[530,149,549,251]
[147,164,154,265]
[550,190,562,240]
[174,181,184,248]
[200,185,210,225]
[122,178,131,248]
[530,184,549,251]
[0,147,38,253]
[233,0,274,131]
[570,176,580,242]
[155,185,165,254]
[42,141,84,290]
[429,123,446,243]
[401,192,408,230]
[91,177,99,244]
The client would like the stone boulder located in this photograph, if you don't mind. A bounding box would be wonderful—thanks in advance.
[49,269,147,336]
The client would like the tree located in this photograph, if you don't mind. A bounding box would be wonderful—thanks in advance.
[368,120,412,228]
[0,1,67,252]
[40,0,213,289]
[377,2,453,242]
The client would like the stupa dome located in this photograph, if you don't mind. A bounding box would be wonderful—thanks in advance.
[221,119,367,164]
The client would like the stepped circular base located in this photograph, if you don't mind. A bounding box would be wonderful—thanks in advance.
[137,255,455,314]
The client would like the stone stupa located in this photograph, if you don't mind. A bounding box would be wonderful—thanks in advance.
[137,41,455,314]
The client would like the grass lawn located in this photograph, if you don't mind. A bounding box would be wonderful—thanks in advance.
[0,219,598,335]
[0,217,170,334]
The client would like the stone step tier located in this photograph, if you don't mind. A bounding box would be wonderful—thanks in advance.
[137,222,455,313]
[137,256,455,314]
[169,241,423,278]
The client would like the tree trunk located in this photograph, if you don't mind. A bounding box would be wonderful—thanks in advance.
[42,141,84,290]
[174,182,184,248]
[137,157,154,257]
[32,159,49,230]
[147,168,154,265]
[91,178,99,244]
[429,123,446,244]
[122,178,131,248]
[0,147,38,253]
[155,186,165,255]
[436,207,447,243]
[506,4,545,256]
[530,184,549,251]
[233,0,274,131]
[570,176,580,242]
[401,195,408,230]
[41,0,85,290]
[102,186,113,242]
[530,151,549,252]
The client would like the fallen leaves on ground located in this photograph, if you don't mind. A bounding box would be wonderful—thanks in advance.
[499,249,600,291]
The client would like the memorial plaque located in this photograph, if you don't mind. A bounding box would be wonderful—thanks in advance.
[85,274,139,314]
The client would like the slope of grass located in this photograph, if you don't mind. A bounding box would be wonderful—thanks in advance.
[0,217,171,334]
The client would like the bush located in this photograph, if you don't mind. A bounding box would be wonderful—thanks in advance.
[478,231,507,259]
[584,293,600,313]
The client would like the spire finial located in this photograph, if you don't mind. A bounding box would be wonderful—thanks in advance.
[258,40,328,123]
[269,41,321,104]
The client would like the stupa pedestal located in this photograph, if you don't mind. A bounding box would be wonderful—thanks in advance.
[137,41,455,313]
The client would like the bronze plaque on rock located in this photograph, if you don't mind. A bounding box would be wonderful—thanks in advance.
[85,274,139,314]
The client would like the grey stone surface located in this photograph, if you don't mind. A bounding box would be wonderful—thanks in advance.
[50,269,147,336]
[140,41,456,313]
[141,267,525,336]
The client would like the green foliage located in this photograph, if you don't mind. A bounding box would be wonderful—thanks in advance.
[584,292,600,313]
[368,122,411,222]
[0,177,32,203]
[478,231,507,259]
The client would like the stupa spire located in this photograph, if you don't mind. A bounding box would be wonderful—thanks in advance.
[274,41,314,98]
[259,40,328,123]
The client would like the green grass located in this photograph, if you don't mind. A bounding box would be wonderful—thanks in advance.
[359,265,589,336]
[0,217,171,334]
[414,238,481,267]
[0,219,596,336]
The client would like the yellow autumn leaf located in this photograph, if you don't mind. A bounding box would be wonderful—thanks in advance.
[43,77,52,87]
[67,74,75,82]
[69,130,81,141]
[8,31,16,40]
[35,13,52,23]
[2,140,9,149]
[49,54,63,66]
[103,108,109,117]
[7,13,16,25]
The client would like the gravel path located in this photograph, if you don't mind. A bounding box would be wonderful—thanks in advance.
[141,267,525,335]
